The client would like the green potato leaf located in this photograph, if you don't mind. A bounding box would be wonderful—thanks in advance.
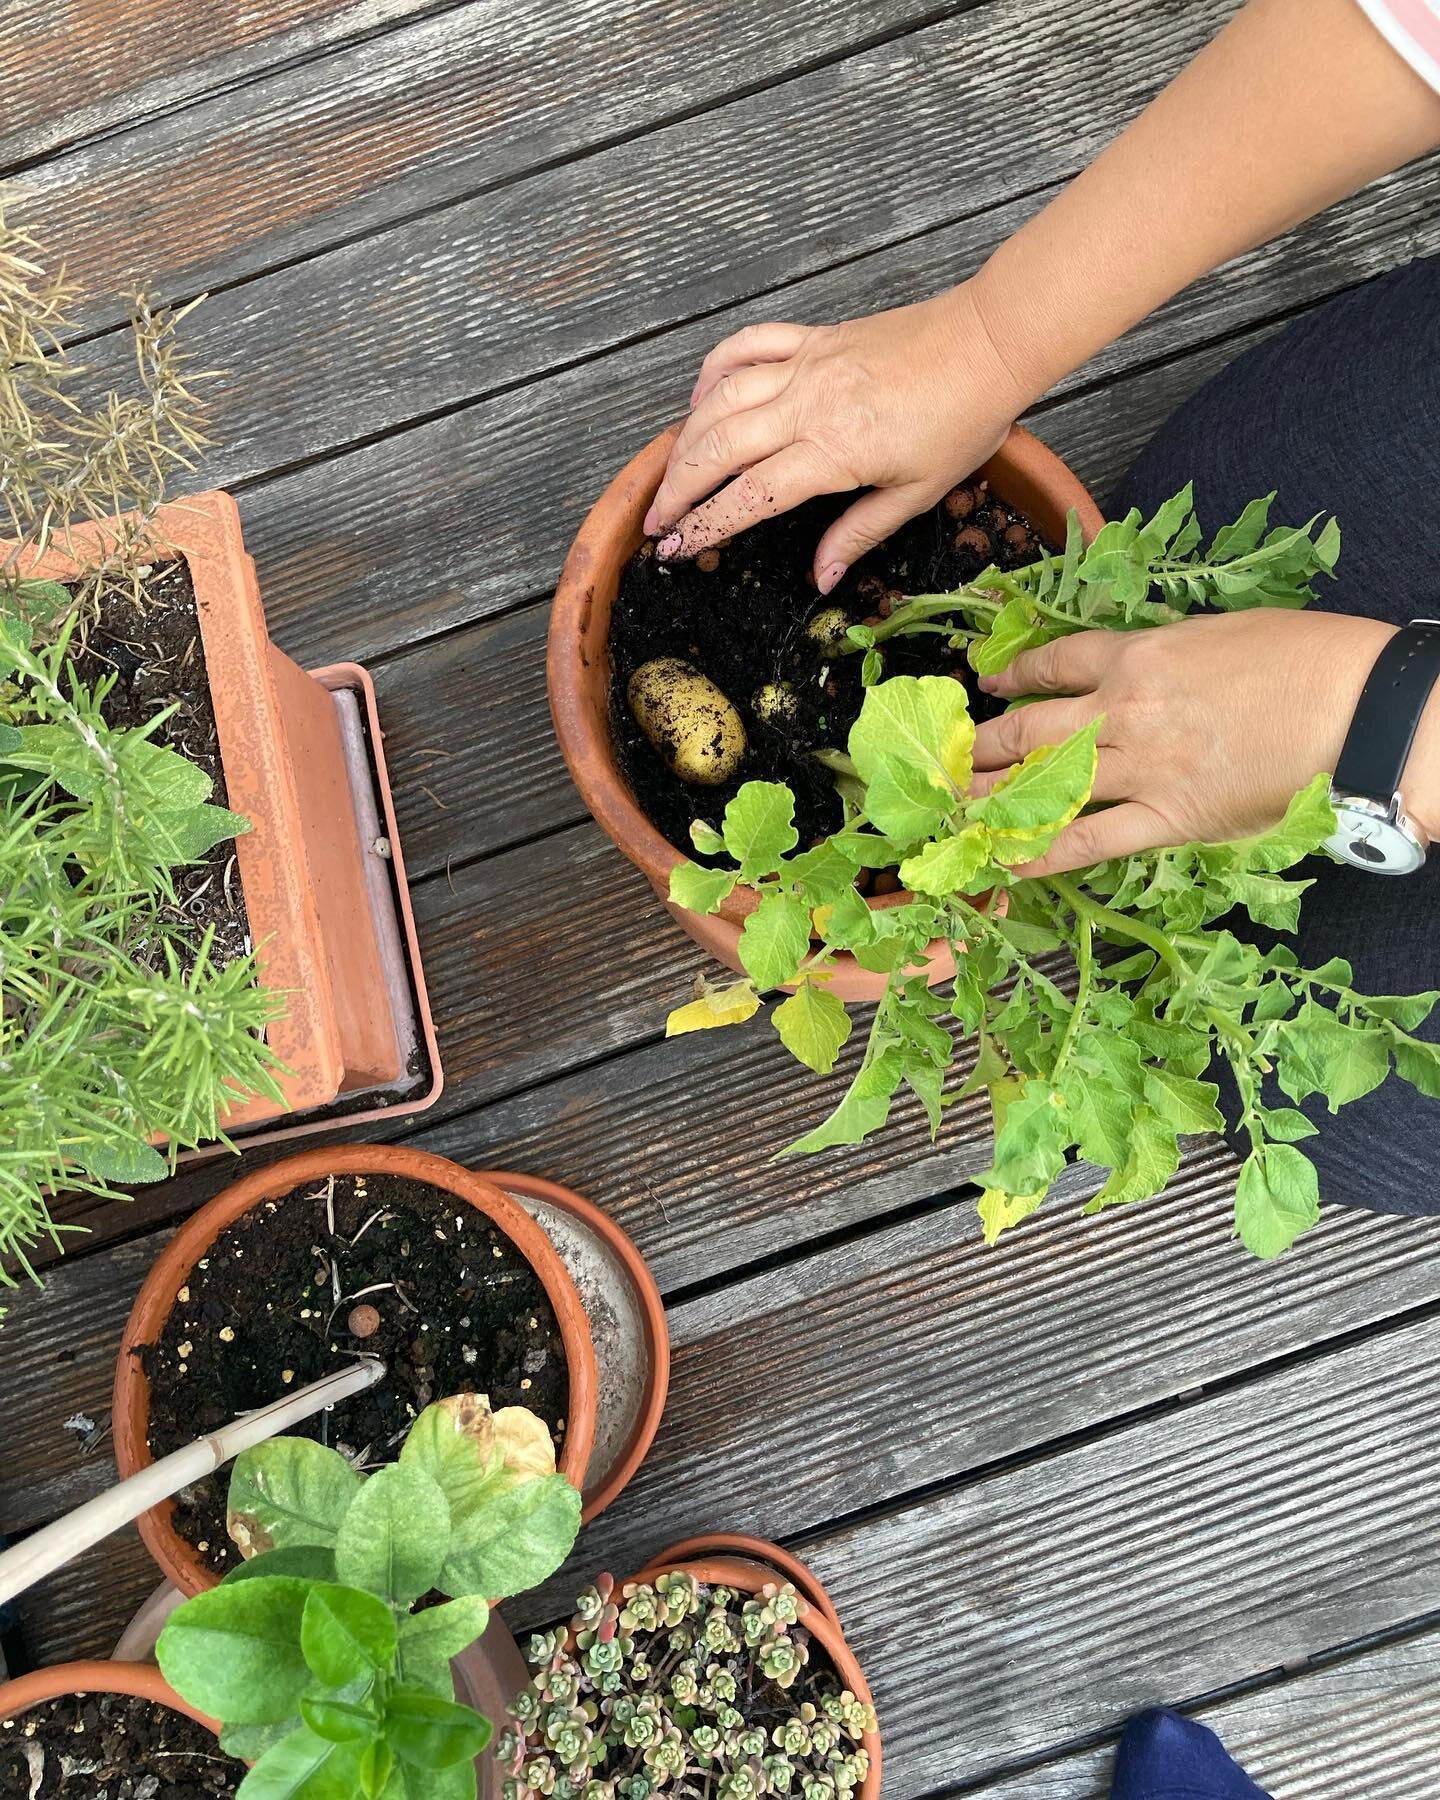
[1234,1144,1320,1259]
[772,978,852,1075]
[738,889,812,990]
[721,781,799,882]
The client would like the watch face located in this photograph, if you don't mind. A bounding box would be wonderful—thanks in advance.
[1325,802,1428,874]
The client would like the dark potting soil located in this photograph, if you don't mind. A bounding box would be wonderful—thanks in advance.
[138,1173,570,1579]
[0,1690,243,1798]
[67,558,251,970]
[609,480,1044,858]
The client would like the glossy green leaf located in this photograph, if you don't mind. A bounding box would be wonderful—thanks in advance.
[440,1473,580,1601]
[238,1724,368,1799]
[383,1685,493,1768]
[157,1578,314,1724]
[300,1583,397,1687]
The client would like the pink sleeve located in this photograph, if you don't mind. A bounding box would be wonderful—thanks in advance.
[1355,0,1440,93]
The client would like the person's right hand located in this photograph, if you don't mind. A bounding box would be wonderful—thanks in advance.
[643,281,1033,593]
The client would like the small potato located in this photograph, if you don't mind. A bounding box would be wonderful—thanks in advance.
[628,657,747,787]
[753,680,798,727]
[804,606,852,652]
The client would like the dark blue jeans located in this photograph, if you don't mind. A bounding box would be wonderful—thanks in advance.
[1112,255,1440,1217]
[1111,1710,1273,1799]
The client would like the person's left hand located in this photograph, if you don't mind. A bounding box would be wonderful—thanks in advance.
[969,607,1410,875]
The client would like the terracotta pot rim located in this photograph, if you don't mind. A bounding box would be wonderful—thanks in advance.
[0,1658,219,1738]
[113,1146,600,1597]
[480,1170,669,1523]
[624,1546,881,1799]
[633,1532,842,1631]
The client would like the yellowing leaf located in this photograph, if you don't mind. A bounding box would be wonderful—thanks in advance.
[492,1407,558,1484]
[665,981,761,1036]
[899,825,992,896]
[978,1188,1044,1245]
[973,719,1099,863]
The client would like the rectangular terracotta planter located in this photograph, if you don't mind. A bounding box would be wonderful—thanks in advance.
[7,491,438,1135]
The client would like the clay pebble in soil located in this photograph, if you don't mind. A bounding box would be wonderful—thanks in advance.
[139,1173,570,1578]
[610,482,1044,858]
[65,558,251,971]
[0,1691,243,1797]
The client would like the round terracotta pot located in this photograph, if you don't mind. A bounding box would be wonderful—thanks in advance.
[548,423,1104,1002]
[0,1657,220,1744]
[628,1535,881,1799]
[113,1146,600,1598]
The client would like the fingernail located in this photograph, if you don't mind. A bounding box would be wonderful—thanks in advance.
[643,504,659,534]
[817,561,847,596]
[657,531,682,560]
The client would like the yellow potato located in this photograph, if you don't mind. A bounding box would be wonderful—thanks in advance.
[752,680,798,727]
[627,658,747,786]
[804,605,852,652]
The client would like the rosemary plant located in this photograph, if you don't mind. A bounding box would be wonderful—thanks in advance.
[0,201,277,1306]
[0,611,282,1297]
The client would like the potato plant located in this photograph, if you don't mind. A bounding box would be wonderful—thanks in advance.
[666,489,1440,1259]
[158,1395,582,1800]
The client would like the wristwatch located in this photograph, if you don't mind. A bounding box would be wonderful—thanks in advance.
[1326,619,1440,874]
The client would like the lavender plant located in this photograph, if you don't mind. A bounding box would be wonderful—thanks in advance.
[497,1571,876,1798]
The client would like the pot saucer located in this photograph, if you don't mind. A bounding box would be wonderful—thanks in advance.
[482,1171,668,1522]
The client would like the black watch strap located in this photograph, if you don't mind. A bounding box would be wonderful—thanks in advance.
[1332,619,1440,805]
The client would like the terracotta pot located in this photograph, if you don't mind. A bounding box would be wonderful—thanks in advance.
[10,493,432,1128]
[112,1146,600,1598]
[625,1535,881,1800]
[549,424,1104,1001]
[0,1657,220,1744]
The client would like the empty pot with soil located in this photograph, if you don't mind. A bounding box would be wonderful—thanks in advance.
[113,1146,601,1596]
[549,424,1103,1000]
[0,1660,241,1798]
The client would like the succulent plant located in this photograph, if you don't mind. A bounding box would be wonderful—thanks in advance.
[498,1572,875,1798]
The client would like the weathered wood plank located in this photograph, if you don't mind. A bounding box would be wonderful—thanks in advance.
[36,0,1245,462]
[775,1315,1440,1796]
[236,163,1440,670]
[0,0,447,168]
[970,1628,1440,1796]
[16,0,989,323]
[516,1153,1437,1629]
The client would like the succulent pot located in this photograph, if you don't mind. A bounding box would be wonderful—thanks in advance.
[11,493,440,1134]
[628,1534,881,1800]
[0,1659,228,1787]
[549,424,1104,1002]
[113,1146,600,1598]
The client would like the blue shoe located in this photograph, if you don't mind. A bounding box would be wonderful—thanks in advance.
[1111,1709,1273,1799]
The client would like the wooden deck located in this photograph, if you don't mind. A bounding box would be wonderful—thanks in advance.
[4,2,1440,1791]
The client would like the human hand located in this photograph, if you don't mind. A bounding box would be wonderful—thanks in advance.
[643,282,1031,592]
[970,608,1414,875]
